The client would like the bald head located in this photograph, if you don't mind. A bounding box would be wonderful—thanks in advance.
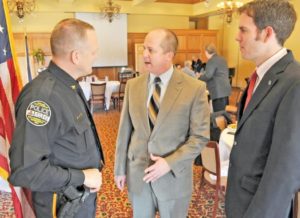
[147,28,178,55]
[50,18,95,57]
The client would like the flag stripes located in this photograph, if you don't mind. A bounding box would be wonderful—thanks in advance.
[0,0,35,217]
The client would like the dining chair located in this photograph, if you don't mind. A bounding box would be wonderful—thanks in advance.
[111,78,127,111]
[225,88,244,119]
[201,141,227,218]
[118,71,134,81]
[90,83,106,113]
[293,191,300,218]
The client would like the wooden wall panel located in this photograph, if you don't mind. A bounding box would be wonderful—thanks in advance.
[13,33,26,56]
[174,52,187,66]
[173,29,218,66]
[29,33,51,55]
[177,35,187,50]
[187,35,202,51]
[14,33,51,56]
[13,29,218,80]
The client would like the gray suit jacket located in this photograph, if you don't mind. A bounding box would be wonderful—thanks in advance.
[200,54,231,100]
[114,69,210,201]
[225,51,300,218]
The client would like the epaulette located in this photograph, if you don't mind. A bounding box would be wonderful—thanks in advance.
[34,72,57,99]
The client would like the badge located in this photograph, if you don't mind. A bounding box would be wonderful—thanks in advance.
[26,100,51,126]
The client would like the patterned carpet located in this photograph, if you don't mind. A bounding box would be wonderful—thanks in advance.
[0,109,225,218]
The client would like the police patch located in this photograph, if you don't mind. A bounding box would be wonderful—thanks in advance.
[26,101,51,126]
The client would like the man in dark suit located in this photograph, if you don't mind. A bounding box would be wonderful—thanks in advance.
[198,43,231,112]
[114,28,210,218]
[225,1,299,218]
[192,55,202,73]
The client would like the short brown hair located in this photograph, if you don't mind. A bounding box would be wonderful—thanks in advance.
[205,43,217,55]
[238,0,297,46]
[50,18,95,57]
[158,28,178,55]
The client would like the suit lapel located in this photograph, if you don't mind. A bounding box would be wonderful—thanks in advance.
[237,73,278,132]
[236,51,294,133]
[151,70,183,136]
[135,73,151,134]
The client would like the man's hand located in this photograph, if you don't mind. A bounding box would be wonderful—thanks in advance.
[143,154,171,183]
[82,168,102,193]
[115,175,126,191]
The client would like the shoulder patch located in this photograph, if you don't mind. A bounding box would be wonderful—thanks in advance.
[26,101,51,126]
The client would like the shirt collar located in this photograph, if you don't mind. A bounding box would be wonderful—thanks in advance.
[149,65,174,86]
[256,48,287,80]
[48,61,78,91]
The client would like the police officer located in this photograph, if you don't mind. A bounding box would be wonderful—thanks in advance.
[9,18,104,218]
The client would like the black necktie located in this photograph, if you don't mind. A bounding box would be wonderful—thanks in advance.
[148,77,161,130]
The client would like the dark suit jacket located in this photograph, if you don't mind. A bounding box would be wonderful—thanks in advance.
[199,54,231,100]
[225,51,300,218]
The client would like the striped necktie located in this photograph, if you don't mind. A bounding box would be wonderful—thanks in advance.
[149,77,161,130]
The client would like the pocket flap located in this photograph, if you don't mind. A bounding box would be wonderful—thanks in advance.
[241,175,260,194]
[74,118,90,134]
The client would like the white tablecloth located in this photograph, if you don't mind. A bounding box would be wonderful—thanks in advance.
[79,81,120,110]
[218,127,236,177]
[0,177,11,192]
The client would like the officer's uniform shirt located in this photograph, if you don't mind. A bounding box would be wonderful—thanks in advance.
[9,61,104,217]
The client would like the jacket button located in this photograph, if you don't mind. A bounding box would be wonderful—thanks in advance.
[233,141,237,146]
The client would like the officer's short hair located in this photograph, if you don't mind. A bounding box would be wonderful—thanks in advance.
[50,18,95,57]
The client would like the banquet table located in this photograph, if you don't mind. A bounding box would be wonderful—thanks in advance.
[79,80,120,110]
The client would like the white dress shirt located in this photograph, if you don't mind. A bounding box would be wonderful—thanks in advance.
[253,48,287,93]
[147,66,174,107]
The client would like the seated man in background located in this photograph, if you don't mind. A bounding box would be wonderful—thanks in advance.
[198,43,231,112]
[182,60,196,78]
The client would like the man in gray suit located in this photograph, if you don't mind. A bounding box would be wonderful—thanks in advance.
[198,43,231,112]
[225,1,299,218]
[114,28,210,218]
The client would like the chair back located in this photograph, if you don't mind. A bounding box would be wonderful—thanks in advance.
[201,141,227,218]
[235,88,244,106]
[91,83,106,100]
[215,115,227,131]
[118,71,133,81]
[201,141,221,177]
[211,111,231,130]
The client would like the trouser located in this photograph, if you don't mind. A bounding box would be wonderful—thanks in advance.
[129,182,191,218]
[212,96,229,112]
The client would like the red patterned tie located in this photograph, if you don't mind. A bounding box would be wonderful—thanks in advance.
[244,71,258,110]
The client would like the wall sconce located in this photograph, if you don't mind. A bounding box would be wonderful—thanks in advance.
[100,0,121,23]
[217,0,243,23]
[7,0,35,19]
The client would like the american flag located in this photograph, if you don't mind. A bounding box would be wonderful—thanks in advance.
[0,0,35,217]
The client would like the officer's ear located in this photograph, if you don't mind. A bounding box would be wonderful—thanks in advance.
[70,49,80,65]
